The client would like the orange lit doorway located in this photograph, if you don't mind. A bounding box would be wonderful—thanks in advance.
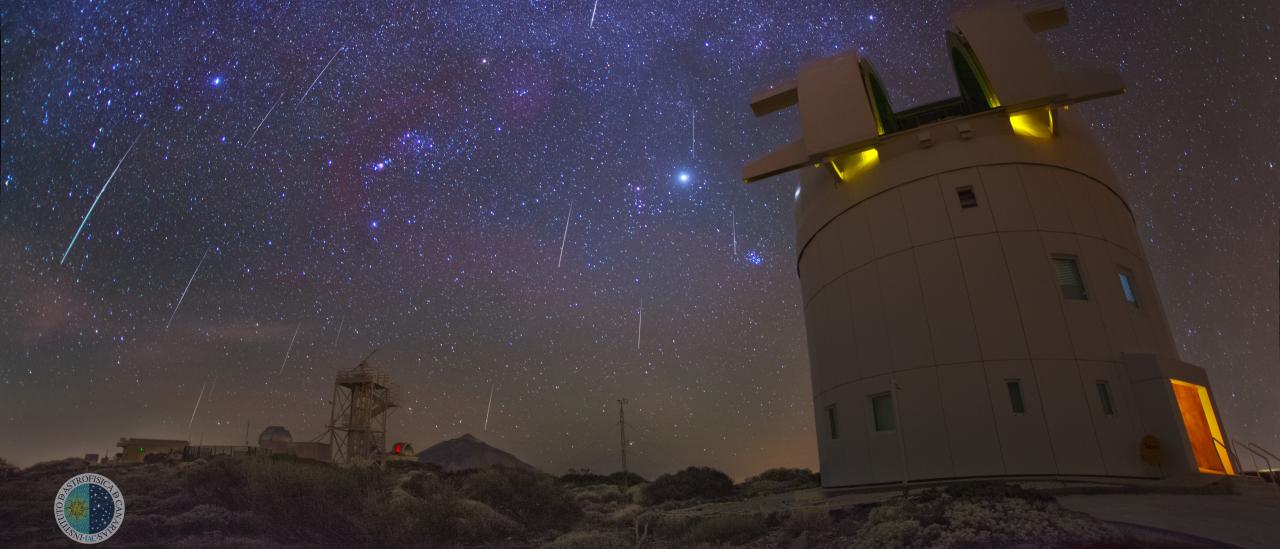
[1170,380,1234,475]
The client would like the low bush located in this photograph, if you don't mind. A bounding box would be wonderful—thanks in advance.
[682,513,768,544]
[458,466,581,531]
[542,530,631,549]
[641,466,734,504]
[783,507,832,534]
[852,483,1119,548]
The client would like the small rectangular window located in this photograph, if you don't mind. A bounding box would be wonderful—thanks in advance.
[1006,380,1026,414]
[956,186,978,208]
[871,393,896,432]
[1097,381,1115,415]
[1118,271,1138,306]
[1052,256,1088,300]
[826,404,840,440]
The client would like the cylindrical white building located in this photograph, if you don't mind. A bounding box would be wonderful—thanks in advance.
[743,1,1237,488]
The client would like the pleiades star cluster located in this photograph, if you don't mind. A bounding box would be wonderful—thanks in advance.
[1,1,1275,477]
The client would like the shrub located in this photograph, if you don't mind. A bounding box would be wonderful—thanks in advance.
[457,466,581,531]
[683,513,767,544]
[642,466,733,505]
[852,484,1120,549]
[944,481,1052,503]
[561,470,646,487]
[783,507,832,534]
[746,467,819,485]
[543,530,631,549]
[166,504,239,535]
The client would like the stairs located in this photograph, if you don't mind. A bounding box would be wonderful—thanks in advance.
[1224,475,1280,499]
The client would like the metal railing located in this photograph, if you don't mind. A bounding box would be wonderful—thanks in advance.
[1213,437,1244,477]
[1233,439,1279,486]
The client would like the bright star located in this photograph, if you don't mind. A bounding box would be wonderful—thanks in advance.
[211,76,223,86]
[677,171,691,184]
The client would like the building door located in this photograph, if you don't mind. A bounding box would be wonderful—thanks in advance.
[1170,380,1234,475]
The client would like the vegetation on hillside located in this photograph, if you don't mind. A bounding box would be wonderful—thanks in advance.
[0,458,1196,548]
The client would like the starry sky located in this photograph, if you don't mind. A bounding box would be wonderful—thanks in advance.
[1,1,1276,479]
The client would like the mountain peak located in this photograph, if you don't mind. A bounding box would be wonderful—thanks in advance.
[418,433,536,472]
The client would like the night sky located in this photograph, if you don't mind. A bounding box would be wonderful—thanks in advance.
[1,1,1276,479]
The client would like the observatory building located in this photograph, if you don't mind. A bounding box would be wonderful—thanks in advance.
[744,1,1237,488]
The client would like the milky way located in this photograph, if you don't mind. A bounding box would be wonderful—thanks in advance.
[1,1,1276,478]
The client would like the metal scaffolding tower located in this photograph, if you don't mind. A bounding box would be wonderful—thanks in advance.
[324,351,398,464]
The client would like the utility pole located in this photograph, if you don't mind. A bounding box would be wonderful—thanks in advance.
[618,398,630,488]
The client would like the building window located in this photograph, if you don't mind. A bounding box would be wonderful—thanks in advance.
[956,186,978,208]
[1097,381,1115,415]
[826,404,840,440]
[1052,256,1088,300]
[1006,380,1026,414]
[871,393,896,432]
[1118,271,1138,306]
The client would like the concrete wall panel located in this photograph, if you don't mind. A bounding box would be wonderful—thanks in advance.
[877,252,935,369]
[981,165,1037,231]
[1000,232,1074,359]
[957,235,1029,360]
[897,368,955,480]
[939,169,995,237]
[937,362,1006,477]
[866,189,912,258]
[984,360,1057,474]
[900,176,953,246]
[1033,360,1107,475]
[1020,165,1073,233]
[1078,361,1151,477]
[915,241,983,364]
[846,268,893,379]
[829,206,875,274]
[1057,171,1104,239]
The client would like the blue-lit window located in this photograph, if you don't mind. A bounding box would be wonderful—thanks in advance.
[1118,271,1138,306]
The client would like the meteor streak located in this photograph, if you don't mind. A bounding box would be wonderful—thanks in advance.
[484,384,495,431]
[278,322,301,374]
[590,0,599,28]
[731,207,737,257]
[60,133,142,265]
[299,46,344,103]
[187,382,207,440]
[334,317,344,346]
[557,203,573,268]
[166,247,211,330]
[637,298,643,350]
[691,108,696,159]
[246,90,286,145]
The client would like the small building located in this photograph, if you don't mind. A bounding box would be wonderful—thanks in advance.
[116,438,188,463]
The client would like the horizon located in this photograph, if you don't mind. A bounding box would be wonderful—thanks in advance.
[2,1,1276,482]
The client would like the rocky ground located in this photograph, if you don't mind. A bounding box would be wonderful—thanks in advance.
[0,456,1221,548]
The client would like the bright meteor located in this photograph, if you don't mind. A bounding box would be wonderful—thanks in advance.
[60,133,142,265]
[166,246,211,330]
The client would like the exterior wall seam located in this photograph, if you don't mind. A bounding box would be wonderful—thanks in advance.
[811,358,1129,399]
[795,161,1136,277]
[899,189,959,478]
[804,228,1139,310]
[935,179,1008,475]
[980,164,1063,475]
